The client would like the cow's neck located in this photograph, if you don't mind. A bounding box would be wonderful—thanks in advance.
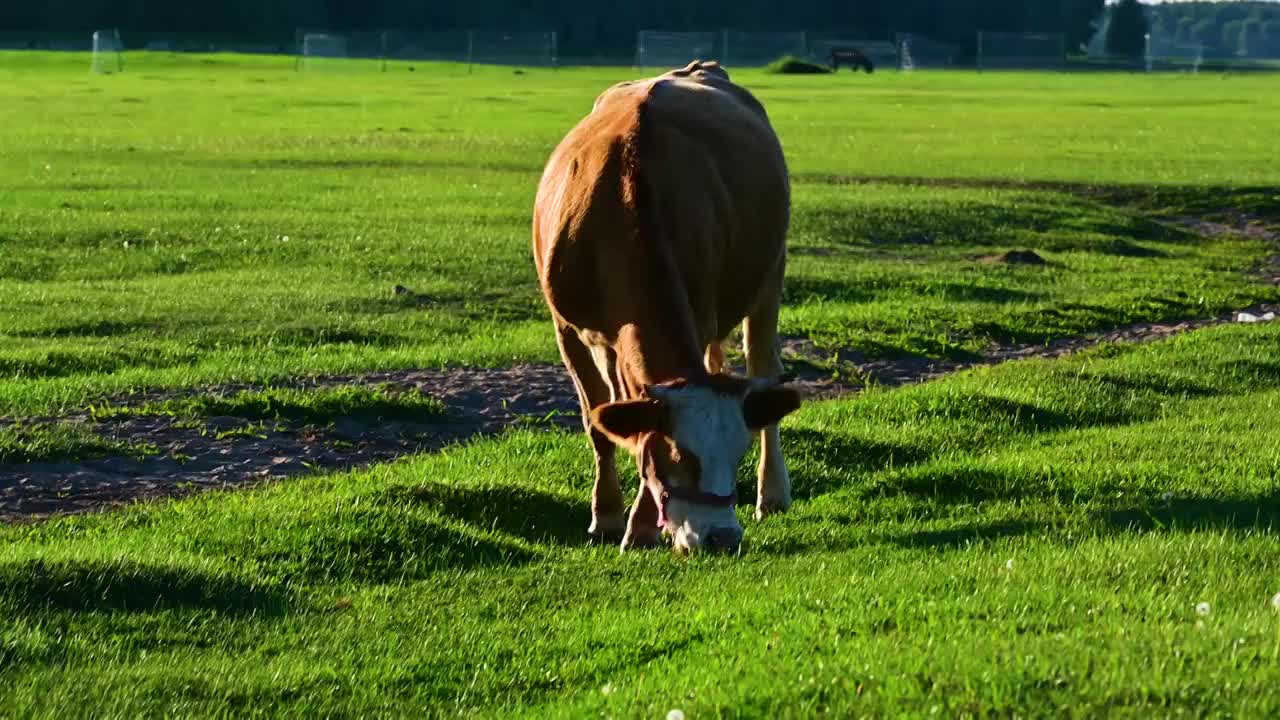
[615,322,707,397]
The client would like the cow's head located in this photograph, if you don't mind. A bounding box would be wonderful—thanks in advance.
[590,375,801,555]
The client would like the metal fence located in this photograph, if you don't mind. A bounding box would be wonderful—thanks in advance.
[12,27,1277,74]
[976,31,1066,71]
[291,29,557,69]
[633,29,903,69]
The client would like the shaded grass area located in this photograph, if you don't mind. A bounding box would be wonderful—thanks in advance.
[0,422,157,465]
[0,386,447,466]
[90,385,449,426]
[781,181,1278,358]
[1,59,1280,417]
[2,323,1279,716]
[764,55,833,74]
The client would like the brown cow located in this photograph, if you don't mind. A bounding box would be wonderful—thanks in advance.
[531,61,801,555]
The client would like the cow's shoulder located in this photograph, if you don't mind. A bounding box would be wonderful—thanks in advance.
[591,78,654,114]
[649,61,771,127]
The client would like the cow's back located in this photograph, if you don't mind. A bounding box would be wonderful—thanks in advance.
[534,65,789,345]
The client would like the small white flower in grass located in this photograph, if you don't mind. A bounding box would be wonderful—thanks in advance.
[281,235,290,242]
[666,710,685,720]
[1005,558,1014,571]
[1271,592,1280,612]
[1196,602,1211,617]
[600,682,614,695]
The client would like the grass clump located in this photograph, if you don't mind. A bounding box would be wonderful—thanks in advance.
[0,422,157,465]
[91,385,448,427]
[764,55,833,74]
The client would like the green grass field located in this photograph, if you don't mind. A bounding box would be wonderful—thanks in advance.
[2,52,1280,716]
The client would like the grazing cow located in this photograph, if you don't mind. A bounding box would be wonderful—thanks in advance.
[830,48,876,74]
[531,61,802,555]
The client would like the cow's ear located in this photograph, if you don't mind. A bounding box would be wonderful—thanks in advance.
[591,399,668,449]
[743,386,802,430]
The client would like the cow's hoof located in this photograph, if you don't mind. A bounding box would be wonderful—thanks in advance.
[587,515,626,545]
[587,528,624,546]
[754,496,791,521]
[620,529,663,552]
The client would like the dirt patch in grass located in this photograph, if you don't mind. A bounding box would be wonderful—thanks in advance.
[0,366,579,523]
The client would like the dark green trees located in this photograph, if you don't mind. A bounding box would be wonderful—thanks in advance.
[1105,0,1148,59]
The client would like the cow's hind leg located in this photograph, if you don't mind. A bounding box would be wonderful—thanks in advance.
[556,324,626,542]
[743,289,792,521]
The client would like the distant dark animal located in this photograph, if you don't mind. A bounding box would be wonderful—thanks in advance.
[830,48,875,74]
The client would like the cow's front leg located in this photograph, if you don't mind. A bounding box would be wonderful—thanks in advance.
[556,324,625,542]
[621,464,662,551]
[744,297,792,520]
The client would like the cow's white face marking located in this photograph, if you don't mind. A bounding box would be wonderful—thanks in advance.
[648,384,751,553]
[660,385,753,497]
[665,500,741,555]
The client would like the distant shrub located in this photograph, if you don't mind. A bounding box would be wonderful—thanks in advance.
[763,55,832,74]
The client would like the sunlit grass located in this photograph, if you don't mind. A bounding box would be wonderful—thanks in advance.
[2,324,1279,716]
[3,53,1280,716]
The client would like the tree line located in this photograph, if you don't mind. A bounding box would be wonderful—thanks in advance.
[1147,1,1280,57]
[3,0,1108,59]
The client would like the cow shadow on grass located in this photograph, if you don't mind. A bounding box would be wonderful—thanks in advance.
[0,558,291,616]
